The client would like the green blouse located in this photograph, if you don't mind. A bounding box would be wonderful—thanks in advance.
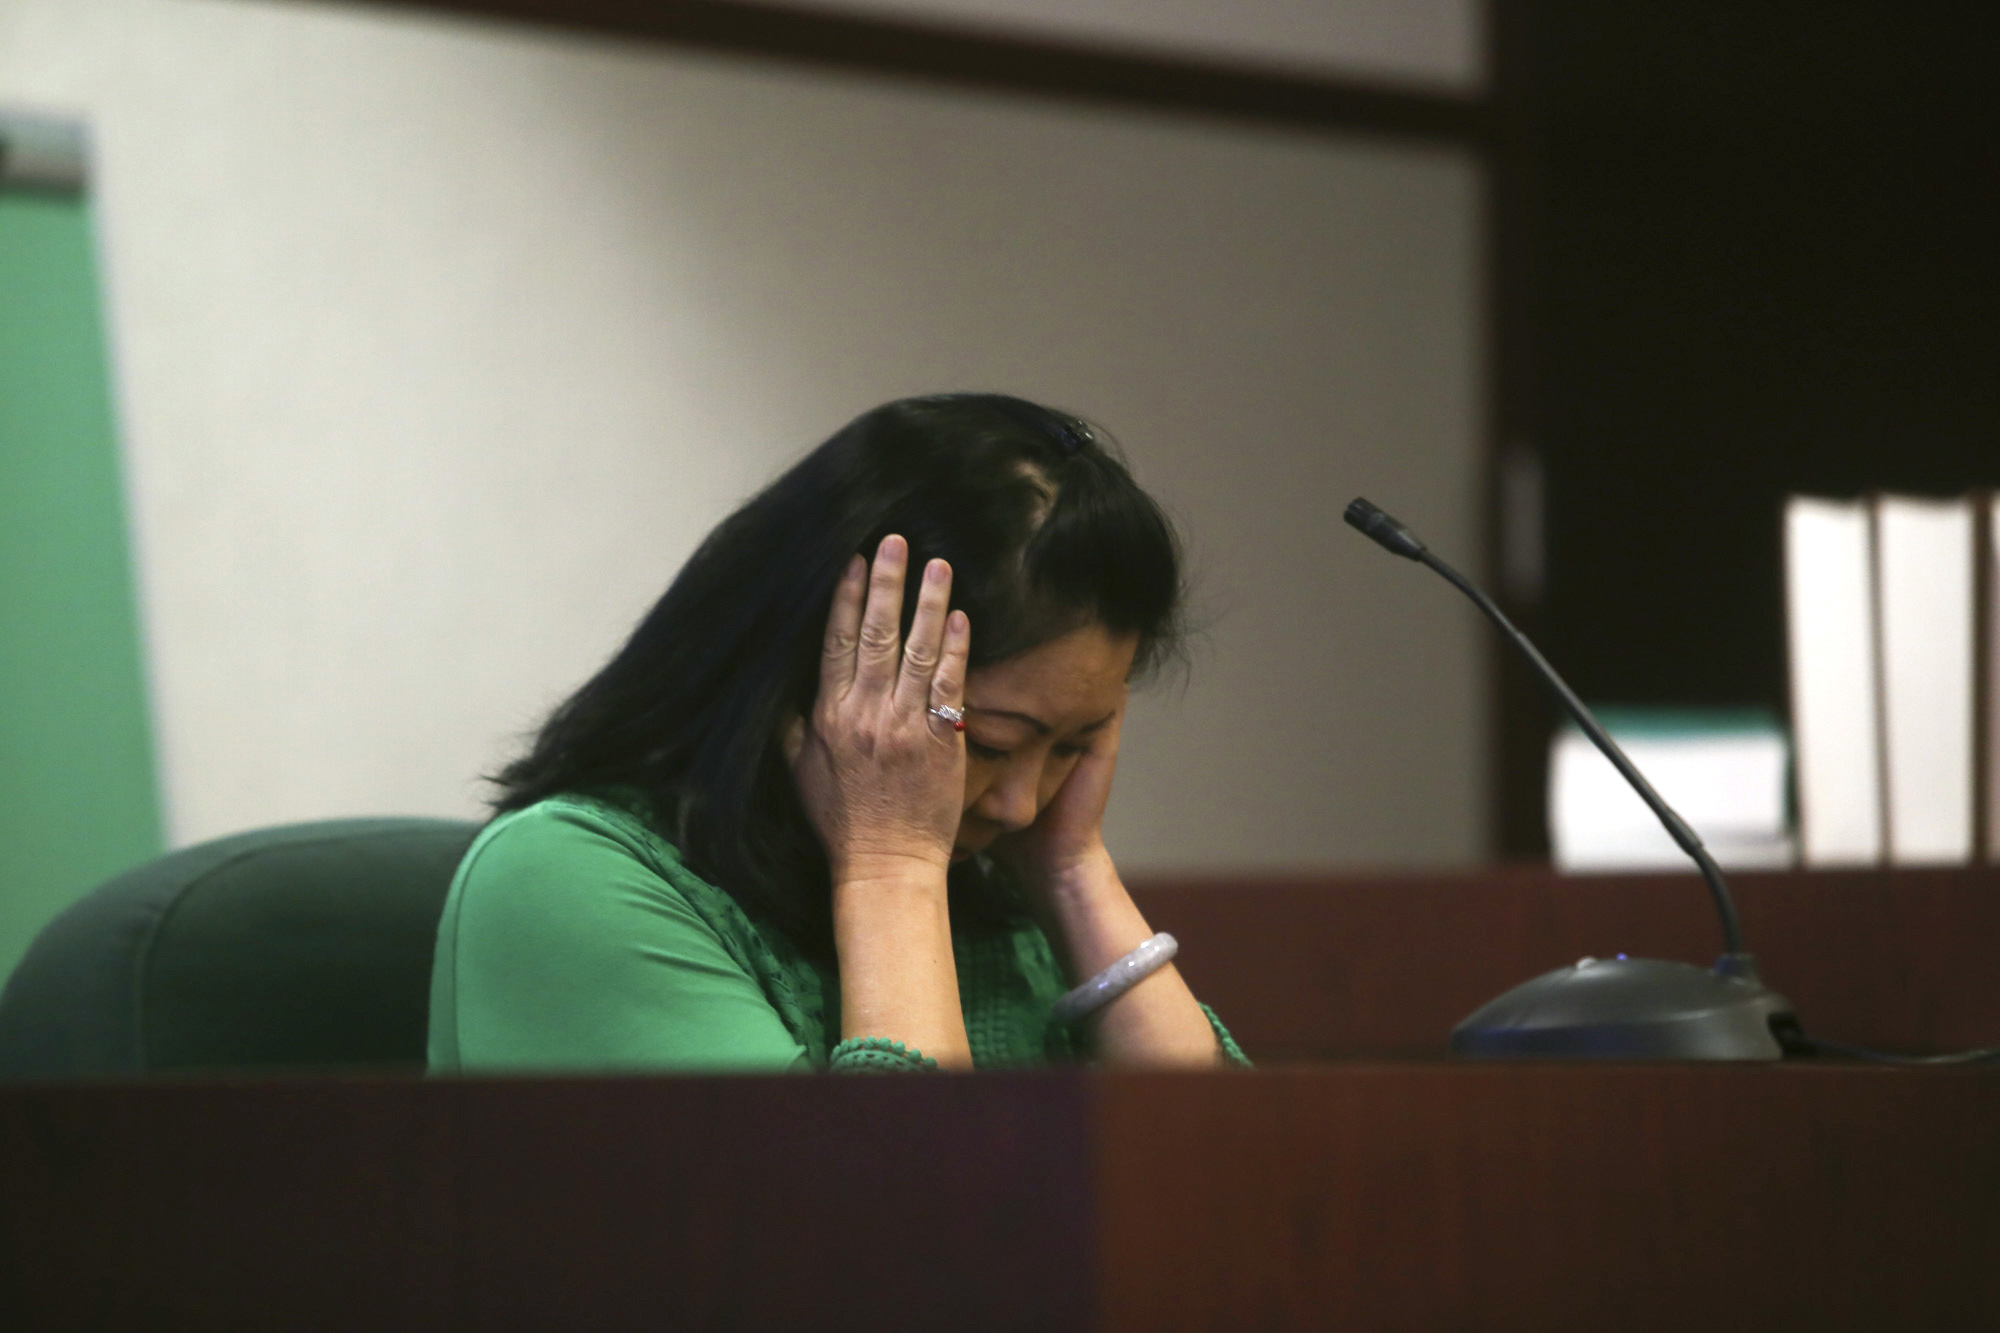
[427,794,1246,1073]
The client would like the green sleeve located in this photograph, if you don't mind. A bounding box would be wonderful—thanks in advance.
[428,804,810,1073]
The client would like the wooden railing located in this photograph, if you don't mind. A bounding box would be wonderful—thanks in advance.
[1131,863,2000,1059]
[7,864,2000,1328]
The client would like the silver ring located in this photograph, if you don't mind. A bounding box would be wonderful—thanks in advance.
[928,704,965,730]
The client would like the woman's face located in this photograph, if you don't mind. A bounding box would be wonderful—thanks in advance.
[952,622,1139,860]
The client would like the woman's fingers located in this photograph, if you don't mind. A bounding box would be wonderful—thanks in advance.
[829,536,961,741]
[796,541,969,878]
[894,558,953,712]
[819,554,867,698]
[851,535,908,694]
[930,610,970,718]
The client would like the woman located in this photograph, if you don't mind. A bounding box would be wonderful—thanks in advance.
[428,394,1246,1072]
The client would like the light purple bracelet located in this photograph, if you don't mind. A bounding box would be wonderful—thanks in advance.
[1051,932,1178,1023]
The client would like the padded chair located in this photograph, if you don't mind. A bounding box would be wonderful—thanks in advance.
[0,818,479,1078]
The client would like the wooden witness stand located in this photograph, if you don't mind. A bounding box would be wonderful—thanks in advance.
[6,864,2000,1329]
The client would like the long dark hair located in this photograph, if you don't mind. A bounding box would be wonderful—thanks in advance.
[491,393,1185,942]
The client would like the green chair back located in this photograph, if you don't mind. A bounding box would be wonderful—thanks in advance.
[0,818,479,1077]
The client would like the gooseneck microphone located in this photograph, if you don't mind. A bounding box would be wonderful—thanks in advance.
[1345,497,1794,1059]
[1344,498,1747,959]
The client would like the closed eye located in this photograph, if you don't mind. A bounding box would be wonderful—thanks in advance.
[967,741,1009,761]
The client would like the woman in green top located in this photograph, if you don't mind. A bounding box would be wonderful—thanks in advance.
[429,394,1245,1073]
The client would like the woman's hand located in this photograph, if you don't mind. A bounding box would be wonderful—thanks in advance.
[791,534,971,884]
[993,692,1222,1066]
[994,688,1127,889]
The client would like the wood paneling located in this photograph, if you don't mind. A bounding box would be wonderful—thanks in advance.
[6,1066,1999,1328]
[0,1073,1094,1330]
[1132,864,2000,1059]
[1096,1064,2000,1330]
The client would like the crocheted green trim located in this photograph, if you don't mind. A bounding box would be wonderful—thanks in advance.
[1202,1003,1252,1067]
[830,1037,939,1073]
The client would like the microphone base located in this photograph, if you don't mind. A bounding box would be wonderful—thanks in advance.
[1451,956,1794,1061]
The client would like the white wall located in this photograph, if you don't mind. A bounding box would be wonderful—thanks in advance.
[0,0,1486,870]
[779,0,1484,91]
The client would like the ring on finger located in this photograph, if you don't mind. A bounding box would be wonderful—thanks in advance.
[928,704,966,732]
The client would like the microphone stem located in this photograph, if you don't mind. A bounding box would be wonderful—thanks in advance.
[1419,550,1750,961]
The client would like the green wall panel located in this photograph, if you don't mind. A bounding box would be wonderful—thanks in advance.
[0,190,163,983]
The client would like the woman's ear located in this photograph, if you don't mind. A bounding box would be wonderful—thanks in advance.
[780,710,807,767]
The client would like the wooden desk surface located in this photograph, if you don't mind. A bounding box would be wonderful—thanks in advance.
[5,1063,1998,1330]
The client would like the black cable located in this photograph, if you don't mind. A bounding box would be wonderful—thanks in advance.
[1792,1035,2000,1066]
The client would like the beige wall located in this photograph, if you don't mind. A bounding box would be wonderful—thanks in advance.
[0,0,1486,870]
